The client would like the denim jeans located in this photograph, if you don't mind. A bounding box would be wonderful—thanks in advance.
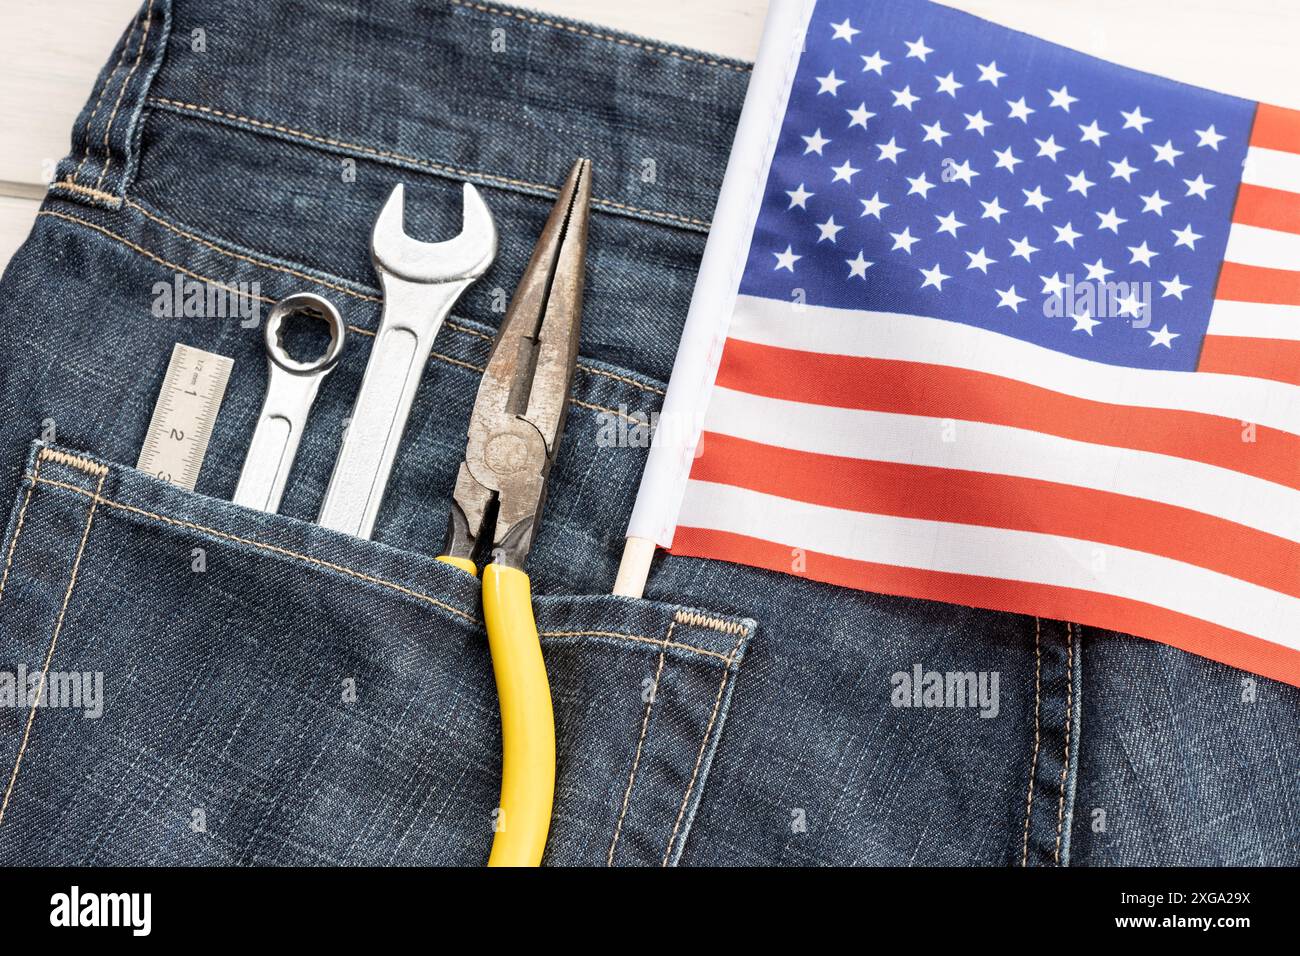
[0,0,1294,866]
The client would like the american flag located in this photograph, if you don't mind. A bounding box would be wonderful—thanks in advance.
[640,0,1300,686]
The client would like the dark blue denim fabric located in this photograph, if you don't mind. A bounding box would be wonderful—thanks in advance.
[0,0,1294,866]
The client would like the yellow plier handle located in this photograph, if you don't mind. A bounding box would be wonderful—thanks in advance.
[441,557,555,866]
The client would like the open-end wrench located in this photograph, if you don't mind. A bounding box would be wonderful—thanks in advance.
[233,293,347,513]
[317,183,497,538]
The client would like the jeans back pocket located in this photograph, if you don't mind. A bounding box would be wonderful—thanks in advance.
[0,443,754,866]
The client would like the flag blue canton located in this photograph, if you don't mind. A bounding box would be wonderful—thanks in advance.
[738,0,1257,372]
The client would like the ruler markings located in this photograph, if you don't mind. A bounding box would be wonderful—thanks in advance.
[136,343,235,491]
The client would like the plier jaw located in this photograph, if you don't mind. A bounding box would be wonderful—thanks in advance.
[443,158,592,571]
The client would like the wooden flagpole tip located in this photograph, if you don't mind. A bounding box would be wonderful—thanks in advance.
[613,536,656,598]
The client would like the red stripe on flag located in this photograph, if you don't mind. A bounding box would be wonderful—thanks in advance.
[1198,335,1300,386]
[1216,261,1300,305]
[691,431,1300,598]
[1251,103,1300,154]
[671,527,1300,688]
[716,340,1300,490]
[1232,183,1300,235]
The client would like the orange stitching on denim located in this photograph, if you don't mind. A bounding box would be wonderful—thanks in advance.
[0,469,106,829]
[145,97,713,229]
[50,179,124,206]
[37,447,109,477]
[124,200,384,304]
[540,629,730,663]
[1021,617,1043,867]
[448,320,492,342]
[71,11,139,184]
[673,608,747,637]
[607,619,674,865]
[50,204,666,396]
[571,398,640,422]
[44,209,646,420]
[26,476,747,668]
[661,627,747,866]
[36,210,276,305]
[580,368,664,397]
[1054,623,1075,865]
[96,0,156,191]
[30,476,478,626]
[447,0,751,73]
[0,458,44,611]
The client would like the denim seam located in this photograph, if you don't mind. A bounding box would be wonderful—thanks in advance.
[0,467,106,830]
[95,0,157,191]
[672,609,749,638]
[143,97,713,232]
[1053,623,1076,865]
[447,0,751,74]
[126,194,666,394]
[0,458,45,611]
[36,207,666,400]
[539,629,731,664]
[35,448,111,477]
[31,210,647,424]
[70,8,140,185]
[23,475,736,664]
[661,620,749,865]
[51,181,125,207]
[1020,616,1042,867]
[607,618,674,865]
[32,475,477,625]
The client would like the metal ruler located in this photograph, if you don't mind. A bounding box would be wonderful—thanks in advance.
[136,344,234,491]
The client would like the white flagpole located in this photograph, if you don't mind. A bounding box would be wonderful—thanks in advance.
[612,0,814,598]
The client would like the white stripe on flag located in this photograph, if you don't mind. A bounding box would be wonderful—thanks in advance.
[1224,222,1300,271]
[679,479,1300,652]
[703,386,1300,542]
[1242,145,1300,192]
[730,295,1300,435]
[1208,300,1300,341]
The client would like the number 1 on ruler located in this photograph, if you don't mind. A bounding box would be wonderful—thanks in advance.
[137,343,234,491]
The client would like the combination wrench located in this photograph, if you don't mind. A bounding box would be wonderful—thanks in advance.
[233,293,347,513]
[317,183,497,538]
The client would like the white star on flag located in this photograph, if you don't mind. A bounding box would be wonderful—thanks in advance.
[1140,190,1170,215]
[772,245,800,271]
[859,192,888,218]
[1047,85,1078,111]
[817,70,845,96]
[980,197,1008,222]
[846,251,873,278]
[1195,124,1226,149]
[1072,309,1101,334]
[831,158,861,181]
[977,61,1006,85]
[786,183,813,208]
[802,129,830,154]
[996,285,1027,311]
[905,36,934,61]
[1148,324,1180,348]
[919,263,951,289]
[1171,224,1203,249]
[860,50,889,74]
[830,18,860,42]
[1160,275,1191,299]
[1120,105,1152,131]
[1007,97,1035,122]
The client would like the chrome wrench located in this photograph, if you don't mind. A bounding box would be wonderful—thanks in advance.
[317,183,497,538]
[233,293,347,513]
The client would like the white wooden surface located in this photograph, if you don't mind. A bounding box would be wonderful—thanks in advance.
[1,0,1297,271]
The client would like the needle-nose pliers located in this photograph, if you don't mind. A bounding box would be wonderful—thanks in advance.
[438,158,592,867]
